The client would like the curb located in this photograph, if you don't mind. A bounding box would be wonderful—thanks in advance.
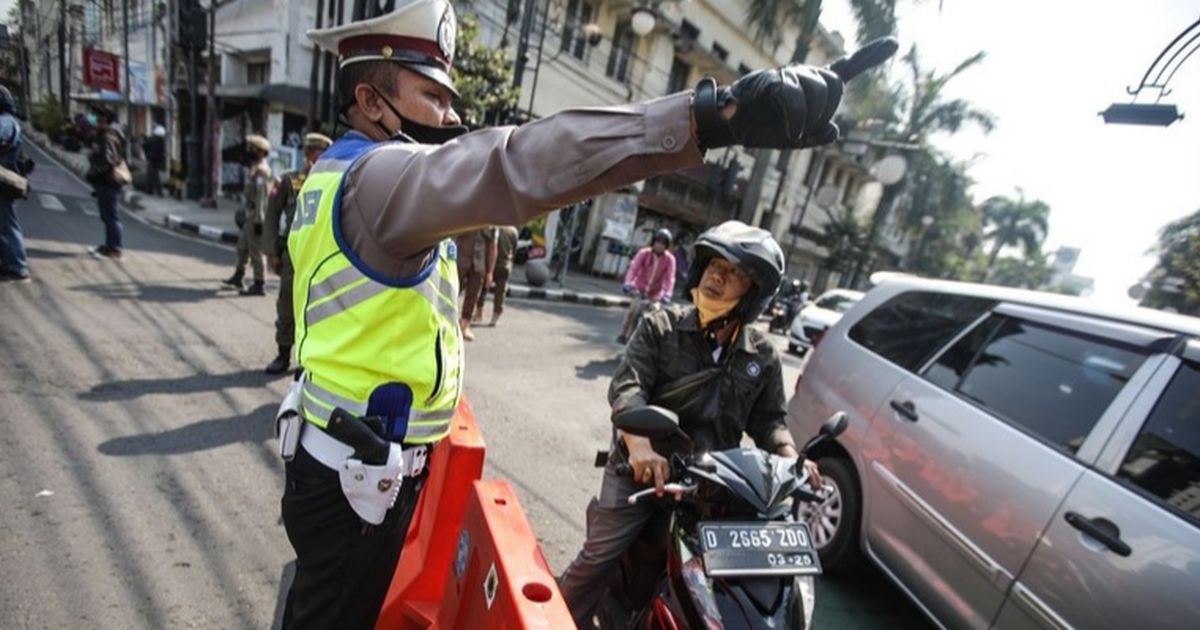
[506,284,630,308]
[164,215,240,244]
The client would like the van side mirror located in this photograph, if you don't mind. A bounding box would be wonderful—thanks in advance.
[613,405,680,439]
[800,411,848,457]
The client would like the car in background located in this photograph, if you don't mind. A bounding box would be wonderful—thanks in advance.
[787,289,864,355]
[788,276,1200,629]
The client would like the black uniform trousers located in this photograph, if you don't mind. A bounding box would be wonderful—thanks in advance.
[280,445,427,630]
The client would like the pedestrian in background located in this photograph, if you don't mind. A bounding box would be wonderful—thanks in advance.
[456,225,497,341]
[616,229,675,344]
[672,240,690,299]
[0,85,29,283]
[85,107,127,260]
[262,132,332,375]
[223,134,272,295]
[143,125,166,197]
[474,224,519,327]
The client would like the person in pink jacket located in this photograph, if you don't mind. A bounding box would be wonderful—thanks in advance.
[617,229,676,343]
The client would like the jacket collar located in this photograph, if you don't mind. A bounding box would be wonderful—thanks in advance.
[679,305,756,356]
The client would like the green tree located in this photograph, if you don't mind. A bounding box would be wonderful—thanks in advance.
[981,191,1050,276]
[816,206,869,280]
[452,14,519,129]
[988,251,1052,290]
[1142,209,1200,315]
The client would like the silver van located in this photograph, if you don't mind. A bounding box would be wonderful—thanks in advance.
[787,276,1200,629]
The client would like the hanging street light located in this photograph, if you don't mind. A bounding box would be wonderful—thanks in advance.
[1101,16,1198,127]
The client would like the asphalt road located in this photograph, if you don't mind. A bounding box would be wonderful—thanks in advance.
[0,142,930,628]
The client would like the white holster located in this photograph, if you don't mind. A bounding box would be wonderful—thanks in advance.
[338,442,407,525]
[275,375,305,461]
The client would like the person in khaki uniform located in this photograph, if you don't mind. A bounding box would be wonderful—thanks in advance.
[455,225,496,340]
[473,224,519,326]
[261,132,332,374]
[278,0,855,626]
[223,134,272,295]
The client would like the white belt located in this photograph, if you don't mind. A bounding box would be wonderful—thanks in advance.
[300,422,429,478]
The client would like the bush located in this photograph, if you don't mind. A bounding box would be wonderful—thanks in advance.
[32,97,67,141]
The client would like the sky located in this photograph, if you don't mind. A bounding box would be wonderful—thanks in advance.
[822,0,1200,306]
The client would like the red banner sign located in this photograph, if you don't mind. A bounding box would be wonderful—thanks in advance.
[83,47,120,92]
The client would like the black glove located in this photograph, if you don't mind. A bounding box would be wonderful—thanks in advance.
[694,65,843,150]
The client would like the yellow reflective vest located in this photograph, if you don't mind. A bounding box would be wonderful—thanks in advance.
[287,132,462,445]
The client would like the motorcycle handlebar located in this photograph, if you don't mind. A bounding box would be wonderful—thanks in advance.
[626,483,698,505]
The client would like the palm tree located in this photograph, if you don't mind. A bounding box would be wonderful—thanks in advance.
[899,45,996,143]
[981,192,1050,276]
[816,205,868,280]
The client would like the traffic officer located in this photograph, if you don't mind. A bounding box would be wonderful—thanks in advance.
[223,134,272,295]
[262,132,332,375]
[278,0,850,626]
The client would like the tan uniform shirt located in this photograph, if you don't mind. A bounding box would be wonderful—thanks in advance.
[244,160,273,226]
[496,226,520,273]
[262,170,304,256]
[455,226,498,275]
[339,92,701,277]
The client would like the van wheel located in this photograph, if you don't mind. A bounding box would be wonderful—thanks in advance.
[797,457,863,573]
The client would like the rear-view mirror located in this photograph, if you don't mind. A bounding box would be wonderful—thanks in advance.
[821,412,848,439]
[613,405,679,439]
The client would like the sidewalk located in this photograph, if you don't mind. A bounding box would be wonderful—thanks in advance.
[27,129,631,308]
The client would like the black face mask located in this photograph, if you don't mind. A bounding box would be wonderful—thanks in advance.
[369,85,468,145]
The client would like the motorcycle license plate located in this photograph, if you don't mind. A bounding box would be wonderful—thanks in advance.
[698,522,822,577]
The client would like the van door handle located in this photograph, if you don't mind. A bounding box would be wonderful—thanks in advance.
[889,400,919,422]
[1064,512,1131,557]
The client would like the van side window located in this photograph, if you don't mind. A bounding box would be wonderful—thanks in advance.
[1118,360,1200,526]
[929,317,1147,453]
[847,292,994,371]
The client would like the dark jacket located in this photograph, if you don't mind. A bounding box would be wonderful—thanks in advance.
[143,135,165,168]
[86,127,126,187]
[608,303,794,462]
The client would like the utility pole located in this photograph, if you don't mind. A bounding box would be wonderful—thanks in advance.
[58,0,67,114]
[166,0,175,171]
[185,0,203,199]
[122,0,131,158]
[510,0,538,93]
[202,1,217,204]
[307,0,325,132]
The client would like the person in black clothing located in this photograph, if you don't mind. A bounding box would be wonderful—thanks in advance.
[143,125,166,197]
[559,221,822,628]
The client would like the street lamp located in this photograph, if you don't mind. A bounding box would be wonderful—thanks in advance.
[630,7,656,37]
[1102,16,1198,127]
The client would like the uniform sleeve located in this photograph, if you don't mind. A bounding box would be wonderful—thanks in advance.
[261,176,290,255]
[343,92,702,265]
[608,310,666,417]
[745,348,797,453]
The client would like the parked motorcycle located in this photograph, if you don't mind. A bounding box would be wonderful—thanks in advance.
[597,406,848,629]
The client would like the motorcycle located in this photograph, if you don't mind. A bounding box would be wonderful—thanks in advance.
[596,406,848,629]
[767,294,805,334]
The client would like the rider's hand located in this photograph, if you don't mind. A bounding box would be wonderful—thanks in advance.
[622,284,635,295]
[694,65,843,150]
[803,459,823,490]
[623,434,670,497]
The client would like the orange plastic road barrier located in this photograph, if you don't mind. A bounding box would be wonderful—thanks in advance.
[376,399,486,629]
[436,480,574,630]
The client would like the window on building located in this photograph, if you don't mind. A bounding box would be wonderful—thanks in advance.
[606,20,634,83]
[679,20,700,41]
[712,42,729,63]
[848,291,995,372]
[1119,360,1200,526]
[926,315,1147,453]
[667,57,691,94]
[247,61,270,85]
[560,0,596,61]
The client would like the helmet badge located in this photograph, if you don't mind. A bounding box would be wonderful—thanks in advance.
[437,7,457,63]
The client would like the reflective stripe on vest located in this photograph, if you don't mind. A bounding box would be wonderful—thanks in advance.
[287,132,462,445]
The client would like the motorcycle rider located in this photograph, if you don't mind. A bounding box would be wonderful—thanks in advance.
[616,228,675,344]
[560,220,822,628]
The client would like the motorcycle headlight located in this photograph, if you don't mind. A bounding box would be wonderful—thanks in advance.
[681,557,724,630]
[796,575,816,628]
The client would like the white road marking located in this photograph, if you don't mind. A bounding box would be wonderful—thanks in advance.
[38,193,67,212]
[82,207,99,216]
[199,225,223,241]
